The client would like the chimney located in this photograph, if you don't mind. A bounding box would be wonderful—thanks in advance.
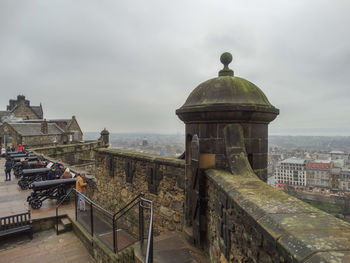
[17,95,26,102]
[41,119,48,134]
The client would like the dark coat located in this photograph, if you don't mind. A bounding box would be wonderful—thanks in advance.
[48,170,56,180]
[5,160,12,172]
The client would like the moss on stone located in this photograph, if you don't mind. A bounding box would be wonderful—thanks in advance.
[97,148,185,167]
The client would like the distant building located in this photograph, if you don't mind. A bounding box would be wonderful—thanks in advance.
[306,160,331,189]
[274,158,307,186]
[0,95,43,121]
[339,169,350,192]
[142,137,148,146]
[330,150,349,161]
[0,120,67,147]
[0,95,83,148]
[330,167,341,189]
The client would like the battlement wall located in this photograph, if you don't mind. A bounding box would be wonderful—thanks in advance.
[93,148,185,235]
[206,169,350,263]
[32,140,105,165]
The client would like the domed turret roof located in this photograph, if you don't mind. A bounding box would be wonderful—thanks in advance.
[176,52,279,123]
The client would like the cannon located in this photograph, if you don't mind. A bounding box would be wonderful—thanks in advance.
[11,156,38,169]
[8,152,35,159]
[18,168,50,190]
[13,161,48,178]
[27,178,76,209]
[12,156,37,162]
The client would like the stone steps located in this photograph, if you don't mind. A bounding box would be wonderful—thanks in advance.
[54,217,72,234]
[133,231,208,263]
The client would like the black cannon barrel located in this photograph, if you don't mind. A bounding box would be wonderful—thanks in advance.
[9,154,28,158]
[9,153,35,157]
[22,168,50,176]
[23,161,40,166]
[12,156,38,162]
[7,151,19,154]
[32,178,76,190]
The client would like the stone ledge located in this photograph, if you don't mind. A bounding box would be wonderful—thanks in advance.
[206,169,350,262]
[31,140,102,151]
[97,148,185,168]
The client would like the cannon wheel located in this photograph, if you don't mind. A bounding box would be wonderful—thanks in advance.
[30,199,42,209]
[18,180,28,190]
[20,182,28,190]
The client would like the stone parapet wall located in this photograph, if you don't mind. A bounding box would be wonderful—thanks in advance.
[23,134,65,147]
[205,169,350,263]
[93,148,185,235]
[32,140,105,165]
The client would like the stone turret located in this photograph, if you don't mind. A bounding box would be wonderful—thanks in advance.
[176,52,279,181]
[100,128,110,146]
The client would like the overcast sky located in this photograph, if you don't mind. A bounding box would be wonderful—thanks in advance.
[1,0,349,135]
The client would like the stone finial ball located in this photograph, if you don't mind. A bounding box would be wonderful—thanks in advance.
[220,52,233,66]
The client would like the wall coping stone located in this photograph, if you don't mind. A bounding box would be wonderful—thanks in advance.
[31,140,101,151]
[206,169,350,262]
[97,148,185,168]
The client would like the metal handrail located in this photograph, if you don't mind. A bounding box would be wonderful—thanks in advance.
[73,188,113,217]
[56,188,153,262]
[113,193,144,220]
[140,197,153,263]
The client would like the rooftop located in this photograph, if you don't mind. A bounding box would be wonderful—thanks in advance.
[281,157,306,165]
[10,123,64,136]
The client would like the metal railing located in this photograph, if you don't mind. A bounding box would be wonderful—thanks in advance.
[140,197,154,263]
[56,190,154,262]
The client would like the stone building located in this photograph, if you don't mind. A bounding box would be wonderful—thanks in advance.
[0,95,83,147]
[0,119,69,148]
[274,158,307,186]
[339,169,350,191]
[0,95,43,121]
[306,160,331,189]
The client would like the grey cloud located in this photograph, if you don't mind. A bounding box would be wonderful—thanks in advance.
[0,0,349,135]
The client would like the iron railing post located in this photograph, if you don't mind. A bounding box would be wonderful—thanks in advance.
[149,221,153,263]
[90,201,94,236]
[113,217,117,253]
[139,200,144,247]
[56,207,58,235]
[75,191,77,221]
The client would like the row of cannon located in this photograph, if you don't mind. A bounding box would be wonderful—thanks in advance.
[6,151,76,209]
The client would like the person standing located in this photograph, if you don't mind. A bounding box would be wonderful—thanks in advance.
[61,168,73,195]
[47,166,57,180]
[76,173,87,211]
[5,157,12,181]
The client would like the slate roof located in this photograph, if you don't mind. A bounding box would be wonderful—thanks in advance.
[10,123,64,136]
[0,111,11,119]
[307,161,331,170]
[30,106,43,118]
[8,119,72,131]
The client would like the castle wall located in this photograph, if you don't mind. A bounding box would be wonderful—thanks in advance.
[93,148,185,235]
[22,134,65,147]
[32,141,104,165]
[205,169,350,263]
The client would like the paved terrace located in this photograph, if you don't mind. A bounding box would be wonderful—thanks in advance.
[0,158,208,263]
[0,158,74,219]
